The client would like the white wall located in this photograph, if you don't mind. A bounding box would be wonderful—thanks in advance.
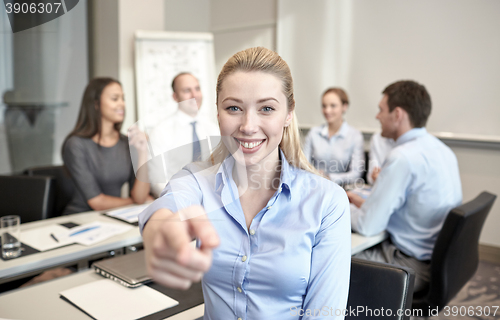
[277,0,500,247]
[164,0,210,32]
[211,0,276,75]
[278,0,500,141]
[118,0,165,131]
[92,0,165,130]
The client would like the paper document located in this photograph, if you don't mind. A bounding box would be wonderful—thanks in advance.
[54,221,133,246]
[105,204,150,223]
[60,279,178,320]
[350,186,372,199]
[20,224,74,251]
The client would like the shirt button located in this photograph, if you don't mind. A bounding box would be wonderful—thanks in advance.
[237,287,242,293]
[241,255,247,262]
[238,318,242,320]
[249,229,255,235]
[267,206,272,210]
[279,187,282,192]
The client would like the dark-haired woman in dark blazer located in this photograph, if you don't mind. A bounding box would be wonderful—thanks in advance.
[62,77,151,214]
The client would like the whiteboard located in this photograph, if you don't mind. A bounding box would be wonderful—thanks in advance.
[277,0,500,143]
[134,31,217,127]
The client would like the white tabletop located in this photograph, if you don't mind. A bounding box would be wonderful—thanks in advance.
[0,232,385,320]
[351,231,387,255]
[0,210,142,283]
[0,270,204,320]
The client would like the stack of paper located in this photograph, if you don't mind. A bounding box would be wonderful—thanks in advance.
[21,225,75,251]
[105,204,150,223]
[53,221,133,246]
[60,279,178,320]
[21,221,133,250]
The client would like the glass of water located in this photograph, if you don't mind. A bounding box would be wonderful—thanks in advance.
[1,215,21,259]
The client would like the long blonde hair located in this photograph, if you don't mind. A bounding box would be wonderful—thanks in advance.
[210,47,318,175]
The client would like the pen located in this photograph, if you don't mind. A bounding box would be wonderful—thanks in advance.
[69,226,100,237]
[50,233,59,242]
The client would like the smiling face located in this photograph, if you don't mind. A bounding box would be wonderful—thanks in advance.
[217,71,293,167]
[173,74,203,110]
[322,92,347,126]
[99,82,125,124]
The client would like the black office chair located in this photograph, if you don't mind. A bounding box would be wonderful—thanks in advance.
[0,175,55,223]
[412,191,497,317]
[361,150,370,184]
[24,165,75,217]
[347,258,415,320]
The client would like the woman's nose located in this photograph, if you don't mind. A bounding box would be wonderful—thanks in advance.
[240,112,259,134]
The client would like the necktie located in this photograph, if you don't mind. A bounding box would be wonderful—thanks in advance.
[191,121,201,162]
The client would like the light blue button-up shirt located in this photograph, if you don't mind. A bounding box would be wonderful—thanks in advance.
[303,122,364,185]
[140,150,351,320]
[351,128,462,260]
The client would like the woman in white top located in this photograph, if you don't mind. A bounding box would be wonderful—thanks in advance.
[303,87,364,185]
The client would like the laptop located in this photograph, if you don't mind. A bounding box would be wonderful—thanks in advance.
[92,250,151,288]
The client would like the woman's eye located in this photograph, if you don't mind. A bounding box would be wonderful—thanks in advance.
[262,106,274,112]
[227,106,239,112]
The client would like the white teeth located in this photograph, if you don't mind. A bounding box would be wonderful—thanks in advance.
[239,140,263,149]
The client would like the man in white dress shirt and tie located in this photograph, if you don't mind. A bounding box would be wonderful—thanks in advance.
[148,73,219,197]
[347,80,462,293]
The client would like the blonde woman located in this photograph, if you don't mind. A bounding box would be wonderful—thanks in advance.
[139,48,350,319]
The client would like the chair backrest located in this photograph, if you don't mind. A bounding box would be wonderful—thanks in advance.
[24,165,75,217]
[361,150,369,183]
[413,191,497,314]
[347,258,415,320]
[0,175,55,223]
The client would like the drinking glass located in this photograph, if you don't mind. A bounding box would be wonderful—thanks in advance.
[1,215,21,259]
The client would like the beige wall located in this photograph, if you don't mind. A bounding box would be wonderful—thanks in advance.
[91,0,119,79]
[164,0,210,32]
[118,0,165,131]
[91,0,164,131]
[211,0,276,75]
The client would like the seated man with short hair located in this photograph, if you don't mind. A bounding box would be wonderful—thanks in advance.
[347,80,462,292]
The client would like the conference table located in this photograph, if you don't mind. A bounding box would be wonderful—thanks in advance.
[0,207,387,320]
[0,209,143,286]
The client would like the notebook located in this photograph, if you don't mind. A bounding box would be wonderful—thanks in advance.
[93,250,151,288]
[60,279,178,320]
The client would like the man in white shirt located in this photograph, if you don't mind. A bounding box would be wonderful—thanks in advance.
[148,73,219,197]
[347,80,462,292]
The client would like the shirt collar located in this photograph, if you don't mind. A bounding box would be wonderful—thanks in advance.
[176,109,198,124]
[320,122,347,139]
[214,149,293,201]
[278,149,293,201]
[396,127,427,146]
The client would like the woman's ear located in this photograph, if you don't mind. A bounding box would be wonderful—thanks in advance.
[342,103,349,114]
[284,110,293,127]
